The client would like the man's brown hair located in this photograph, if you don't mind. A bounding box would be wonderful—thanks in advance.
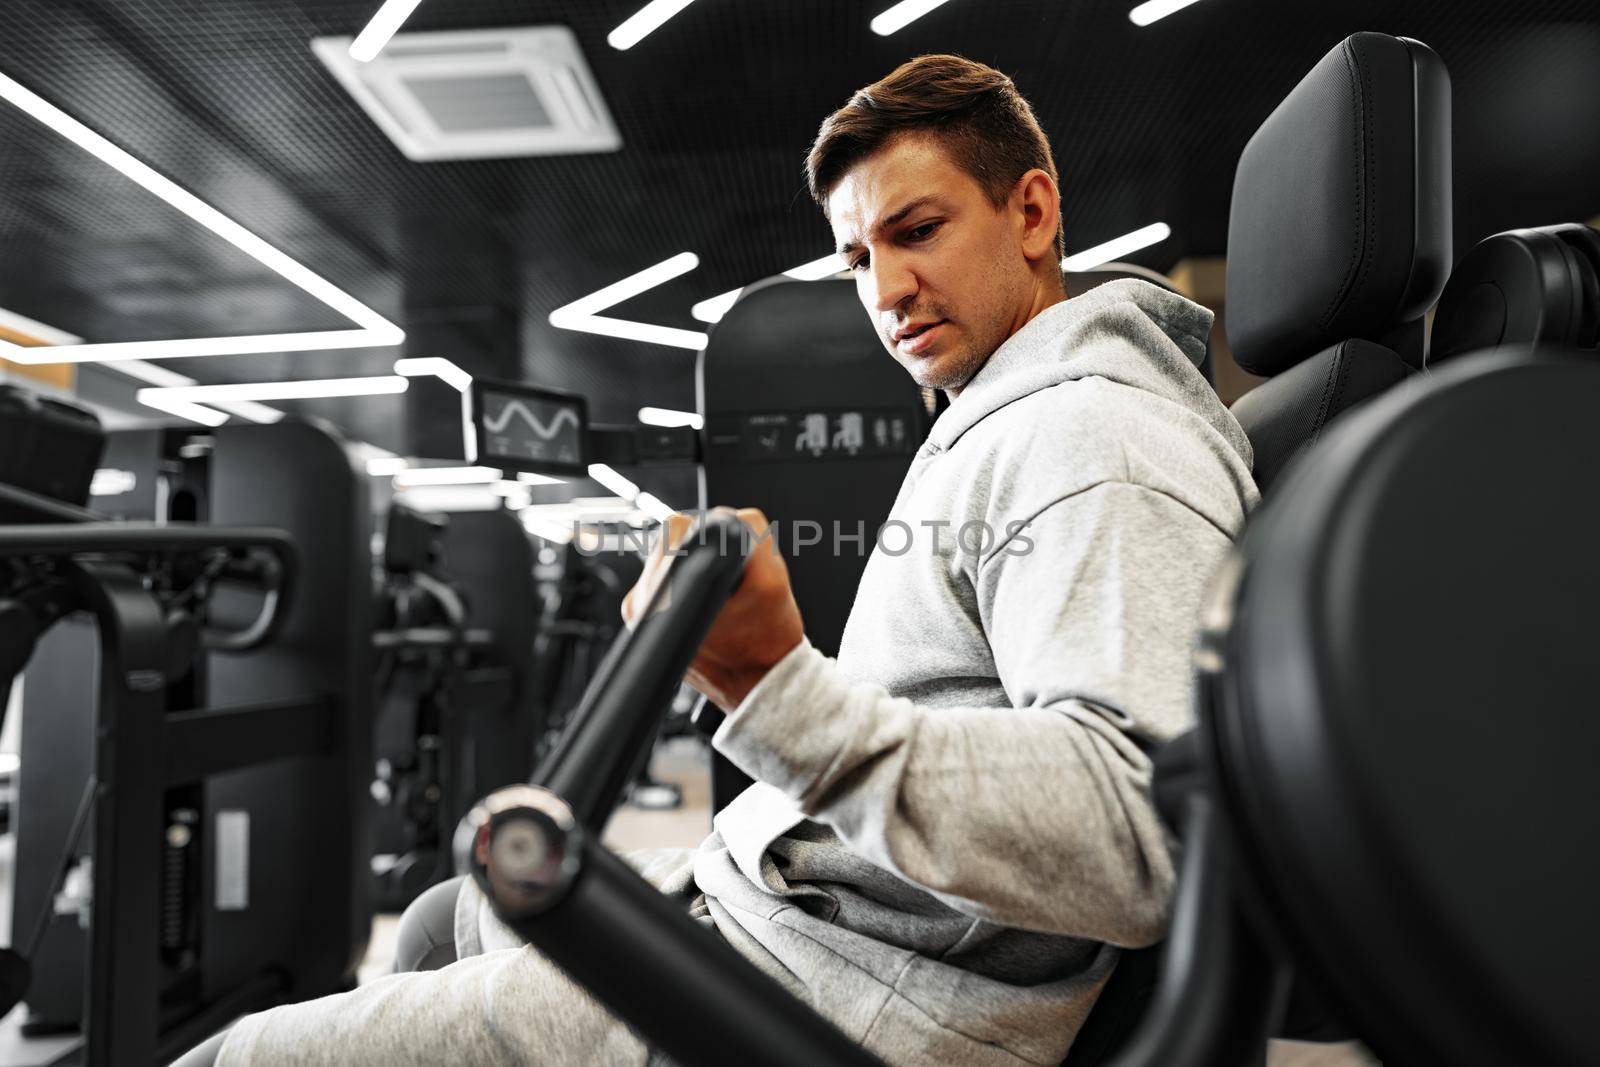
[806,54,1065,259]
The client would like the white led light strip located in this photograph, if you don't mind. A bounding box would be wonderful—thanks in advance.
[134,362,471,426]
[691,252,846,325]
[637,406,702,430]
[137,375,410,406]
[871,0,955,35]
[608,0,699,51]
[349,0,428,63]
[549,253,709,351]
[0,69,404,365]
[0,307,81,346]
[0,307,259,425]
[394,356,471,391]
[1061,223,1172,272]
[1128,0,1208,27]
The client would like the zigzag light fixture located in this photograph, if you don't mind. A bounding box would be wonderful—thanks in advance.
[548,253,709,350]
[0,69,404,366]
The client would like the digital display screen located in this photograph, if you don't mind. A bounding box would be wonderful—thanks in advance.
[467,378,588,476]
[704,407,920,463]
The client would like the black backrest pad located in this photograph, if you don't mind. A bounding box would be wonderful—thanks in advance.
[1230,339,1413,494]
[1227,33,1451,376]
[1220,350,1600,1067]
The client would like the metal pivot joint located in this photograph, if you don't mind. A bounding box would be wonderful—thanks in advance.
[466,786,583,919]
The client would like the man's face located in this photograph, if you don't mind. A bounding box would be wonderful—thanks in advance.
[828,133,1035,392]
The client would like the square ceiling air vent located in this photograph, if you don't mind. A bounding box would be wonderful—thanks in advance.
[312,26,621,161]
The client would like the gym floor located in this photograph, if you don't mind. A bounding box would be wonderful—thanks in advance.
[0,740,1378,1065]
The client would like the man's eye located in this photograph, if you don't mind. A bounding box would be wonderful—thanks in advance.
[908,221,940,241]
[849,255,870,272]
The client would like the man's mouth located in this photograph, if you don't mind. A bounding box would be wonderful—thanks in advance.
[893,320,947,355]
[893,320,943,342]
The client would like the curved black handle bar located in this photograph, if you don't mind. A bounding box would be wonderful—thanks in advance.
[0,523,297,653]
[468,789,882,1067]
[468,509,882,1065]
[536,509,751,831]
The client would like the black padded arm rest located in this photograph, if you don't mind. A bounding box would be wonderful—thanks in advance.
[1231,339,1413,495]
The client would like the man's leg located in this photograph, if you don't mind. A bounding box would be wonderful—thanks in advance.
[213,944,651,1065]
[183,849,698,1065]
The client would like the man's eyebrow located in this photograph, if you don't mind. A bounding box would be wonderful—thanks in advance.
[837,196,944,256]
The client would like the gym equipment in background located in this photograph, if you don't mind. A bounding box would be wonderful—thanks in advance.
[369,503,536,910]
[3,411,375,1067]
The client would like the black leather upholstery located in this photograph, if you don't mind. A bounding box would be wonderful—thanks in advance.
[1226,33,1451,376]
[1211,350,1600,1067]
[1430,224,1600,365]
[1230,339,1413,494]
[1223,33,1452,497]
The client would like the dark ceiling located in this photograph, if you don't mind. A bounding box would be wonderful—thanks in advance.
[1,0,1597,462]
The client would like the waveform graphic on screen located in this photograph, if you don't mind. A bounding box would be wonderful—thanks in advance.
[479,388,584,470]
[483,401,581,439]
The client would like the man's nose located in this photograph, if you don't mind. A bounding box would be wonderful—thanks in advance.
[868,252,917,315]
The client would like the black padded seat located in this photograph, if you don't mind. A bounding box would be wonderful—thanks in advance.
[1229,339,1413,493]
[1223,32,1451,495]
[1204,347,1600,1066]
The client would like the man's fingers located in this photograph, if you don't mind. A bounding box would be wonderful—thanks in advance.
[663,511,694,552]
[628,507,779,631]
[733,507,771,532]
[731,507,775,558]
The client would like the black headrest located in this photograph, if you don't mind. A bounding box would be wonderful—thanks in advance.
[1226,33,1452,376]
[1429,224,1600,365]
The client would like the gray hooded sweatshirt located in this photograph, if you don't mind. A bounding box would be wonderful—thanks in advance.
[216,279,1256,1067]
[688,278,1258,1066]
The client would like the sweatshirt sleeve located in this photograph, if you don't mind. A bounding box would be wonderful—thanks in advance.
[711,481,1231,946]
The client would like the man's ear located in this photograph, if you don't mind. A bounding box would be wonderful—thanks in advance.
[1012,169,1062,267]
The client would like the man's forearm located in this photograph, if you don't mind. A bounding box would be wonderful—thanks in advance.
[713,641,1176,947]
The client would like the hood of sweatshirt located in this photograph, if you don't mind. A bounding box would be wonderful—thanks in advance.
[926,278,1252,470]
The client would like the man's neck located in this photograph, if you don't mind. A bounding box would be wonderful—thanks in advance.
[1021,277,1070,327]
[946,276,1069,399]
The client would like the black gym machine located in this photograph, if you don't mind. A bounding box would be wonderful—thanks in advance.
[368,502,539,911]
[1,408,376,1065]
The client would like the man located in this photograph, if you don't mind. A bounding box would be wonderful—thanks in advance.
[194,53,1255,1067]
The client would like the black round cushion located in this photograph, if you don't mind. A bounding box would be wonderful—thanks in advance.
[1208,348,1600,1067]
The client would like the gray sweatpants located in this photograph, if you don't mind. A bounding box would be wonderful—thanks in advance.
[174,851,698,1066]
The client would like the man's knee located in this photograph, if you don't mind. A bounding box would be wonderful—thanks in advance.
[168,1027,230,1067]
[394,876,464,973]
